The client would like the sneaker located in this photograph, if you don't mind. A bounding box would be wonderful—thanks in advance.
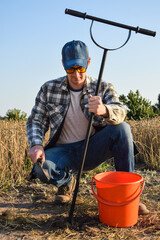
[53,175,76,204]
[139,203,149,215]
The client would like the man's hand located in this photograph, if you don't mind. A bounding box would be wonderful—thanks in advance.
[28,145,45,164]
[88,94,109,117]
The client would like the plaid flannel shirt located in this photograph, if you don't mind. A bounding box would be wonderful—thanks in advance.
[26,76,127,149]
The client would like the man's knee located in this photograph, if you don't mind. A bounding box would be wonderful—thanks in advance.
[104,122,133,143]
[118,122,132,138]
[112,122,131,135]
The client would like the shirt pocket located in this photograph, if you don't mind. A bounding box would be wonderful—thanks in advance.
[46,103,65,124]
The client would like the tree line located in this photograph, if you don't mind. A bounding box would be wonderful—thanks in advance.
[0,90,160,121]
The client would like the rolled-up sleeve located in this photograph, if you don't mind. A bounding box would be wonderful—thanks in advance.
[102,82,127,125]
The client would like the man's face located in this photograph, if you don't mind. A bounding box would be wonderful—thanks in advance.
[65,58,91,90]
[67,66,87,89]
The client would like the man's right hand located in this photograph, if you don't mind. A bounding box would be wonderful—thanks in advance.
[28,145,45,164]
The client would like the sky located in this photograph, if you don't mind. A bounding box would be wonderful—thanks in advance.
[0,0,159,117]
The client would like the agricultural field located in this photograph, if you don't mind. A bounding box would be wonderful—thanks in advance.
[0,118,160,239]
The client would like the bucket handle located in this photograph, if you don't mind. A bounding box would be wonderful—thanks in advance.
[91,177,145,207]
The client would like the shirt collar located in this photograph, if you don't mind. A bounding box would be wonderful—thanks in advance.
[59,76,95,94]
[59,76,69,92]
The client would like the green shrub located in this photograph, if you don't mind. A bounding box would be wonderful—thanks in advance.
[5,108,27,121]
[120,90,155,120]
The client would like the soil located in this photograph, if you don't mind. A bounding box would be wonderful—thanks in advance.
[0,166,160,240]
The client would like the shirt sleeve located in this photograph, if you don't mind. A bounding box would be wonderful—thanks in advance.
[91,81,127,126]
[26,85,49,148]
[102,82,127,125]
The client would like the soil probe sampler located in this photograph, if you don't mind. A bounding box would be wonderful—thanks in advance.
[65,8,156,224]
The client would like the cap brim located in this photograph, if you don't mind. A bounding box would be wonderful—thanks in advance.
[63,59,88,70]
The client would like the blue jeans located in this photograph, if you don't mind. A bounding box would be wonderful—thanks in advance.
[33,122,135,187]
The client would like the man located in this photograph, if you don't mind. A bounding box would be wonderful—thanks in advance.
[26,40,148,214]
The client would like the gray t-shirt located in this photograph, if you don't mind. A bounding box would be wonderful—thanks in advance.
[57,89,94,144]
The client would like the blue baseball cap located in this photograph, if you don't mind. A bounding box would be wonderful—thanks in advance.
[62,40,89,70]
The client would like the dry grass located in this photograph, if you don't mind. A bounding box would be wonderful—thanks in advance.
[128,117,160,170]
[0,120,30,188]
[0,118,160,239]
[0,117,160,188]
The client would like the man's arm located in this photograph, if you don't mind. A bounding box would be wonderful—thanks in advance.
[88,82,127,125]
[102,82,127,124]
[26,84,49,159]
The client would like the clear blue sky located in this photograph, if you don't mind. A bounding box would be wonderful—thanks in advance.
[0,0,159,117]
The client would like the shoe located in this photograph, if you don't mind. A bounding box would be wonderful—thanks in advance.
[53,175,76,204]
[139,203,149,215]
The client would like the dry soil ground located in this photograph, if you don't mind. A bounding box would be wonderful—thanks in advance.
[0,167,159,240]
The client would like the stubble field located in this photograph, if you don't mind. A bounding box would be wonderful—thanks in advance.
[0,118,160,239]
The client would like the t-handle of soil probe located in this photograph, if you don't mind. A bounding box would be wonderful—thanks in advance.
[65,8,156,37]
[136,27,156,37]
[65,9,86,19]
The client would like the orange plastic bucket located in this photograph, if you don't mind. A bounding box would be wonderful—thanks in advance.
[91,171,145,227]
